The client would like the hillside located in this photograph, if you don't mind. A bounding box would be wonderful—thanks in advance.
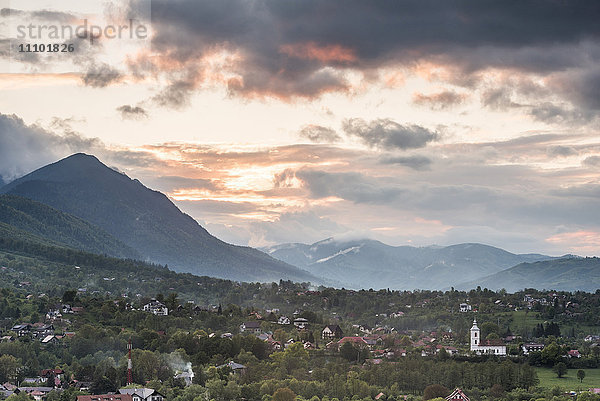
[456,257,600,292]
[0,194,140,259]
[263,239,554,290]
[0,232,253,305]
[0,153,320,284]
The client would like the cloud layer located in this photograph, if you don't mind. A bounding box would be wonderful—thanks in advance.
[2,2,600,256]
[4,112,599,254]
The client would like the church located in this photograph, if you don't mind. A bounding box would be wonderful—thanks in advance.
[470,319,507,356]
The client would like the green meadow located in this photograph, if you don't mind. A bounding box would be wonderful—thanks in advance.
[536,367,600,391]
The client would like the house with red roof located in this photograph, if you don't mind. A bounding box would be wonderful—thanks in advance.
[338,336,369,348]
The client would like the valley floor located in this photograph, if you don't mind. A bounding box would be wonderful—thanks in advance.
[535,367,600,391]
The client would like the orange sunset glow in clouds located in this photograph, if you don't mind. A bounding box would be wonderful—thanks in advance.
[1,0,599,255]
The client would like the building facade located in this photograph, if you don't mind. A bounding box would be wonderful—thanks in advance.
[470,319,506,356]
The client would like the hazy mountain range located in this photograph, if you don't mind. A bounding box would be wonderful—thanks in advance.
[261,239,565,290]
[0,153,597,291]
[456,257,599,293]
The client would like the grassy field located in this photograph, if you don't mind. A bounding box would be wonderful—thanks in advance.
[503,310,545,336]
[536,367,600,391]
[498,310,597,337]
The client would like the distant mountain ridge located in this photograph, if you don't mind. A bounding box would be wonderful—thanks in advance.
[0,153,321,284]
[263,238,557,290]
[0,194,140,259]
[455,256,598,292]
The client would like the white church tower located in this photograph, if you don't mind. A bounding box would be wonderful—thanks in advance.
[470,319,480,351]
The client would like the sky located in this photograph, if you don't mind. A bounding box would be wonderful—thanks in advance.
[0,0,599,255]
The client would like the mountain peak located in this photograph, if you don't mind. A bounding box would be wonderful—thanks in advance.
[65,152,98,160]
[59,152,108,167]
[1,154,320,284]
[0,153,122,193]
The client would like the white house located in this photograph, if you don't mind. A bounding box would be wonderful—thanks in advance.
[41,335,59,345]
[143,300,168,316]
[277,316,291,325]
[470,319,506,356]
[240,321,261,334]
[459,303,472,313]
[293,318,309,329]
[118,388,164,401]
[174,371,194,386]
[522,343,545,355]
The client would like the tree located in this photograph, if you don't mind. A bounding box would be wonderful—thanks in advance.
[165,293,179,311]
[273,387,296,401]
[7,392,34,401]
[519,363,539,389]
[486,333,500,340]
[91,376,117,394]
[423,384,450,400]
[577,369,586,383]
[62,290,77,303]
[489,384,504,399]
[270,342,309,374]
[397,336,411,347]
[205,378,226,401]
[542,342,561,365]
[437,347,449,361]
[577,393,600,401]
[340,342,358,362]
[0,355,20,383]
[553,362,567,378]
[480,322,499,339]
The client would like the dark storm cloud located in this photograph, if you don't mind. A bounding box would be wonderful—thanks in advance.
[298,125,341,143]
[379,155,432,170]
[117,105,148,119]
[413,91,467,110]
[1,8,76,22]
[284,165,600,231]
[30,9,77,22]
[152,80,196,109]
[343,118,439,150]
[0,8,20,16]
[547,146,578,158]
[583,156,600,167]
[552,69,600,112]
[81,62,123,87]
[0,113,101,180]
[481,88,522,110]
[293,169,404,204]
[142,0,600,100]
[528,102,591,125]
[0,113,162,181]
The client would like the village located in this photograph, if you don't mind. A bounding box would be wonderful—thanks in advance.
[2,286,600,401]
